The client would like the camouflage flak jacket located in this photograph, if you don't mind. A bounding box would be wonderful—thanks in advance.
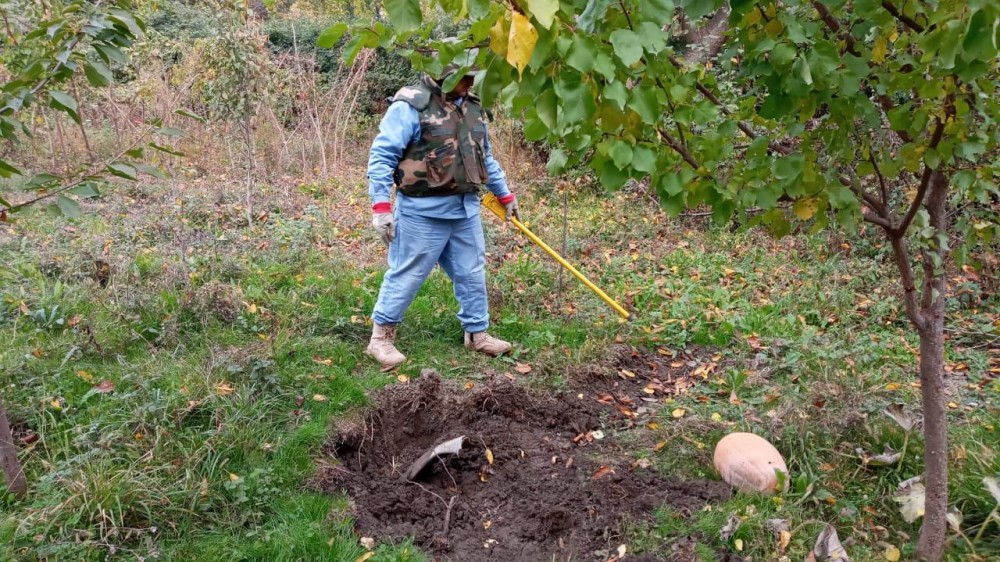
[391,76,490,197]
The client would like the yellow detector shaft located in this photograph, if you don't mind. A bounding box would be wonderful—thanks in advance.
[481,192,630,320]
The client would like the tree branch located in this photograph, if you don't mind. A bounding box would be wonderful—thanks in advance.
[893,118,945,237]
[812,1,860,57]
[659,127,701,170]
[881,1,925,33]
[890,234,927,330]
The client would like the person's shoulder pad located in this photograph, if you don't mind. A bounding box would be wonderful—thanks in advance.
[466,94,493,121]
[390,84,432,111]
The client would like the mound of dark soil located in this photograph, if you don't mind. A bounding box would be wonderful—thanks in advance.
[315,370,731,561]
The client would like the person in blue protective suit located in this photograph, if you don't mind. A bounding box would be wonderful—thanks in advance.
[365,64,520,369]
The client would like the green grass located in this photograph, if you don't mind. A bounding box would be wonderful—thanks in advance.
[1,180,998,561]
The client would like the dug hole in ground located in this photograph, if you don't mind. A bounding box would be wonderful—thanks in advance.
[313,347,741,561]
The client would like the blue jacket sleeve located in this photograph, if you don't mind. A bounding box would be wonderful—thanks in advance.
[483,124,511,199]
[367,101,421,206]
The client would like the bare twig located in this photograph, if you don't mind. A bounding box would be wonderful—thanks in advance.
[442,495,457,536]
[881,1,925,33]
[894,118,946,237]
[812,1,860,56]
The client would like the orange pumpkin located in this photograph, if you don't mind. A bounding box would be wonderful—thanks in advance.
[713,432,789,494]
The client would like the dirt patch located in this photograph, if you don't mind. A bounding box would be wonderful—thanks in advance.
[315,368,731,561]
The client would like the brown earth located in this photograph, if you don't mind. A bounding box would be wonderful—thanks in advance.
[314,362,733,562]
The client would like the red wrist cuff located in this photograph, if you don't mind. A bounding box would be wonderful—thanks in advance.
[372,202,391,213]
[497,194,516,205]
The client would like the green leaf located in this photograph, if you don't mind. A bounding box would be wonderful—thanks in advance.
[56,194,81,218]
[107,162,138,180]
[384,0,422,32]
[526,0,559,29]
[149,143,185,157]
[609,140,634,169]
[0,159,22,178]
[70,182,101,198]
[25,173,60,188]
[537,87,558,129]
[638,0,675,23]
[963,8,999,61]
[629,85,660,125]
[555,74,596,126]
[108,9,145,38]
[316,23,349,48]
[793,56,812,85]
[154,127,183,137]
[174,108,205,122]
[604,81,628,111]
[49,91,81,124]
[770,43,796,67]
[610,29,643,66]
[595,157,630,190]
[468,0,490,19]
[136,164,166,179]
[594,52,616,80]
[681,0,719,19]
[523,114,548,141]
[579,0,612,33]
[636,22,667,55]
[772,154,804,180]
[546,148,569,176]
[84,60,113,87]
[566,34,598,73]
[95,44,128,65]
[631,145,657,174]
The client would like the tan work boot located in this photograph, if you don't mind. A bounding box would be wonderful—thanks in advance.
[464,331,513,357]
[367,323,406,370]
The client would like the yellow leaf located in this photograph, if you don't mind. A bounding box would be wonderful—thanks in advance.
[229,473,240,481]
[355,552,374,562]
[76,370,94,382]
[734,538,744,551]
[947,401,958,409]
[49,400,62,410]
[312,394,328,401]
[489,16,509,57]
[246,303,258,314]
[711,412,723,422]
[793,198,818,220]
[779,530,791,551]
[398,374,410,383]
[764,18,784,37]
[507,11,538,77]
[672,408,686,418]
[647,422,659,430]
[885,382,902,391]
[884,545,901,561]
[486,448,494,465]
[873,36,888,64]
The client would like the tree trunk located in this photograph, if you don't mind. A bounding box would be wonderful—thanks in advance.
[0,398,27,500]
[915,170,950,562]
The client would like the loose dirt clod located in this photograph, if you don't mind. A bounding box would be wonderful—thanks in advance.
[315,371,731,561]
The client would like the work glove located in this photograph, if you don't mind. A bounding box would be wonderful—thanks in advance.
[499,194,520,222]
[372,211,394,245]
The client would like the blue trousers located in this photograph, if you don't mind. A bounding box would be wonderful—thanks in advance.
[372,211,490,333]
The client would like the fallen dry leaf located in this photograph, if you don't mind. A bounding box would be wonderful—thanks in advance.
[312,394,327,401]
[355,552,374,562]
[312,356,332,366]
[215,382,235,396]
[882,544,901,561]
[76,370,94,382]
[94,380,114,393]
[720,512,741,541]
[808,524,850,561]
[596,393,615,405]
[514,362,532,374]
[894,476,925,523]
[486,448,494,465]
[884,403,920,432]
[654,441,667,452]
[672,408,686,418]
[397,374,410,383]
[592,465,615,480]
[360,537,375,550]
